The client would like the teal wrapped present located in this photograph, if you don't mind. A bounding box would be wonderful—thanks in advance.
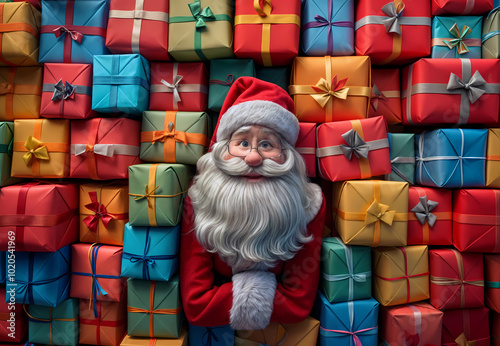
[127,276,183,338]
[92,54,150,115]
[256,66,289,91]
[0,122,20,187]
[208,59,255,112]
[189,324,234,346]
[320,237,371,303]
[387,133,415,184]
[121,223,180,281]
[431,16,482,58]
[27,298,79,346]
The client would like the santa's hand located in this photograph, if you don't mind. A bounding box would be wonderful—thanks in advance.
[230,270,277,330]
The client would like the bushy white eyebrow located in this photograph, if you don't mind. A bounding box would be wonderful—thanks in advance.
[230,126,280,141]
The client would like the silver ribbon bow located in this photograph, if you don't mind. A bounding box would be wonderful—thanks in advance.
[73,144,116,157]
[411,195,439,227]
[160,75,184,103]
[51,79,75,101]
[340,129,370,160]
[447,70,487,104]
[382,1,405,34]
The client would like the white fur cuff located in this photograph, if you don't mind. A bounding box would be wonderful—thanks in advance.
[230,270,277,330]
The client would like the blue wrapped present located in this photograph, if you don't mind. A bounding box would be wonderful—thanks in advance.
[431,16,482,58]
[121,223,180,281]
[0,251,5,284]
[39,0,109,64]
[301,0,354,56]
[7,245,71,307]
[416,128,487,188]
[92,54,150,115]
[189,324,234,346]
[315,292,379,346]
[387,133,415,184]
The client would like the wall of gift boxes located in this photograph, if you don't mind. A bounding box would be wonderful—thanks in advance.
[0,0,500,345]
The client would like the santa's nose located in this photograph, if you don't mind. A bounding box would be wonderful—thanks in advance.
[244,148,263,167]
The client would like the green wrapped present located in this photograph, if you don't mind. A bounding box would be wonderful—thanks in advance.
[483,8,500,58]
[320,237,371,303]
[127,276,183,338]
[140,111,208,165]
[0,122,20,186]
[168,0,234,61]
[128,164,193,227]
[386,133,415,184]
[27,298,79,346]
[208,58,255,112]
[256,66,289,91]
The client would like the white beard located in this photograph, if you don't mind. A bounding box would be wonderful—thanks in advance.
[188,141,319,272]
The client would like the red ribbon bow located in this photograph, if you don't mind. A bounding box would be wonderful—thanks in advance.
[53,26,84,43]
[83,191,114,233]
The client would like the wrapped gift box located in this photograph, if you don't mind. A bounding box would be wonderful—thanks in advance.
[333,180,408,247]
[407,186,452,245]
[9,245,71,306]
[431,16,482,58]
[121,223,180,281]
[386,133,414,184]
[168,0,233,61]
[256,66,289,91]
[0,2,40,66]
[39,0,109,63]
[368,69,401,124]
[402,58,500,125]
[0,66,42,121]
[27,298,79,346]
[453,189,500,252]
[149,62,207,111]
[296,122,316,177]
[11,118,70,178]
[0,286,27,342]
[373,246,429,306]
[234,0,300,66]
[0,121,20,187]
[415,128,487,188]
[429,249,484,310]
[1,0,40,10]
[354,0,431,65]
[442,308,490,346]
[190,324,234,346]
[317,116,391,182]
[432,0,493,15]
[0,252,4,283]
[80,182,129,246]
[106,0,170,61]
[79,299,127,346]
[92,54,150,115]
[301,0,354,56]
[128,163,193,227]
[288,56,371,123]
[71,244,126,312]
[487,128,500,188]
[379,302,443,346]
[485,254,500,313]
[0,181,78,252]
[140,111,208,165]
[40,63,95,119]
[208,58,255,112]
[121,328,187,346]
[492,310,500,346]
[315,292,378,346]
[127,277,183,338]
[320,237,371,303]
[70,117,141,180]
[482,8,500,58]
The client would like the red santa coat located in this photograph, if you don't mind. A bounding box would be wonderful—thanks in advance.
[180,193,326,327]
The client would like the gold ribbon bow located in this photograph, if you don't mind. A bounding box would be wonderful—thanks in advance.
[455,332,477,346]
[23,135,50,166]
[365,200,396,226]
[311,76,349,108]
[443,23,472,55]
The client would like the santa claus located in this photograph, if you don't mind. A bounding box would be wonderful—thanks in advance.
[180,77,325,330]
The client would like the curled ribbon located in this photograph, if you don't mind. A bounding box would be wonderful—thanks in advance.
[51,78,75,101]
[311,75,350,108]
[150,122,188,146]
[83,191,115,233]
[381,1,405,34]
[447,70,487,104]
[444,23,472,55]
[340,129,369,160]
[23,135,49,166]
[209,74,235,86]
[189,2,215,29]
[455,332,477,346]
[52,26,84,43]
[160,76,183,103]
[134,185,160,208]
[370,84,388,111]
[411,195,438,227]
[365,200,395,226]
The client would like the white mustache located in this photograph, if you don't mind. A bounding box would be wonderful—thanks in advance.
[213,155,294,178]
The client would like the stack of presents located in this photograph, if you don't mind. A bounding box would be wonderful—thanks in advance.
[1,0,500,344]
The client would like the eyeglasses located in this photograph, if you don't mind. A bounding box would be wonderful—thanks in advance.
[227,139,283,159]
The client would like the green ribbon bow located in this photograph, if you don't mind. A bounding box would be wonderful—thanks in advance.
[444,23,472,54]
[188,2,215,29]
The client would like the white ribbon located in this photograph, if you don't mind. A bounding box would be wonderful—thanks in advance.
[161,75,183,103]
[71,144,140,157]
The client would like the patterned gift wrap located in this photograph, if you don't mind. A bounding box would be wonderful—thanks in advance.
[431,16,482,58]
[482,7,500,58]
[432,0,494,15]
[79,299,127,346]
[487,128,500,188]
[296,122,316,177]
[368,69,401,124]
[0,286,27,342]
[442,307,490,346]
[386,133,414,184]
[485,254,500,313]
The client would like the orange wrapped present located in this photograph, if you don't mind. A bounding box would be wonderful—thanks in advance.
[121,327,187,345]
[79,299,127,346]
[11,119,69,178]
[486,254,500,313]
[487,128,500,188]
[0,66,42,120]
[288,56,371,123]
[368,69,401,124]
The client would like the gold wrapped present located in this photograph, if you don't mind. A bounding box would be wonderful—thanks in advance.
[120,327,187,345]
[486,128,500,188]
[0,66,42,120]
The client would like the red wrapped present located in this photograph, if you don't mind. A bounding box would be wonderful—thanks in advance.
[234,0,300,66]
[453,189,500,253]
[40,63,95,119]
[492,310,500,346]
[296,122,316,177]
[317,116,391,182]
[106,0,170,61]
[429,249,484,310]
[432,0,493,15]
[0,181,78,252]
[368,69,401,124]
[355,0,431,65]
[70,117,141,180]
[402,58,500,125]
[407,186,452,245]
[485,254,500,313]
[79,299,127,346]
[0,286,27,342]
[442,308,490,346]
[149,62,207,111]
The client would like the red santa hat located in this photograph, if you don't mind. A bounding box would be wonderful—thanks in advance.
[211,76,299,147]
